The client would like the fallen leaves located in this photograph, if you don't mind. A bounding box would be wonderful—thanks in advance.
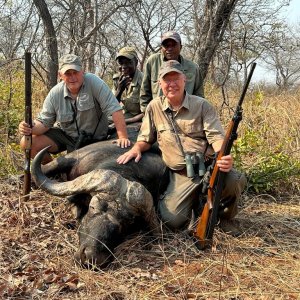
[0,181,299,299]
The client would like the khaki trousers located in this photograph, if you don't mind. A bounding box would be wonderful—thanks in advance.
[158,169,247,230]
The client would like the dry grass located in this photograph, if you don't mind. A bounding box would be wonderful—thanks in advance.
[1,89,300,299]
[0,180,299,299]
[207,86,300,154]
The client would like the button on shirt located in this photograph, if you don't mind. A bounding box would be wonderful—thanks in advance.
[137,93,225,170]
[37,73,122,140]
[112,69,143,118]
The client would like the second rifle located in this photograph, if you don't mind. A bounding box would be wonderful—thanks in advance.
[194,62,257,249]
[23,51,32,201]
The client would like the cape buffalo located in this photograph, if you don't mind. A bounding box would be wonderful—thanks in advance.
[31,138,168,268]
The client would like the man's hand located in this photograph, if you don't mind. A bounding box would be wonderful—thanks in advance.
[115,138,131,149]
[19,121,32,135]
[19,120,49,136]
[116,75,131,95]
[112,110,130,147]
[117,147,142,164]
[216,154,233,172]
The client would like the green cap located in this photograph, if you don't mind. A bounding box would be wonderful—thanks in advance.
[59,54,82,74]
[159,60,184,79]
[116,46,138,60]
[161,31,181,45]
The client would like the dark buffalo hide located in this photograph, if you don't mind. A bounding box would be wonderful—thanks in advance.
[31,138,168,268]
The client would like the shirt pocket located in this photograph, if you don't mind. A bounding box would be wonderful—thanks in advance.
[126,88,140,103]
[184,72,195,82]
[150,70,159,98]
[124,98,141,115]
[157,123,172,132]
[180,120,202,137]
[77,94,95,111]
[150,80,160,98]
[56,113,74,128]
[156,123,174,145]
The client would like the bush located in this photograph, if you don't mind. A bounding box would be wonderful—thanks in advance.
[231,89,300,194]
[233,130,300,193]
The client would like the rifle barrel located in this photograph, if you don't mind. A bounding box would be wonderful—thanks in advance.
[23,52,32,200]
[194,62,257,248]
[237,63,257,107]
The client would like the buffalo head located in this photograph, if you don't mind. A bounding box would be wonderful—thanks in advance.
[32,146,160,268]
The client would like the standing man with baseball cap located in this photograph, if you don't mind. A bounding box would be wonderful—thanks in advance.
[118,60,246,234]
[139,30,204,114]
[112,46,143,124]
[19,53,130,164]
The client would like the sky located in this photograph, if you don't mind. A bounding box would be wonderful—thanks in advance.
[251,0,300,83]
[285,0,300,24]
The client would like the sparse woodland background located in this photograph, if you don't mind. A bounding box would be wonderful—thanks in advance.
[0,0,299,299]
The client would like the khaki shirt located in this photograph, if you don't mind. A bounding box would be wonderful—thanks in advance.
[137,93,224,170]
[112,69,143,118]
[37,73,122,140]
[140,52,204,113]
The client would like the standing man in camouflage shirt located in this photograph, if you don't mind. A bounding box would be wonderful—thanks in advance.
[112,47,143,124]
[139,31,204,114]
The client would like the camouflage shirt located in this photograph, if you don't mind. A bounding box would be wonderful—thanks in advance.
[139,52,204,113]
[112,69,143,118]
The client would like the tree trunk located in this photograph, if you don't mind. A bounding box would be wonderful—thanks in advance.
[32,0,58,90]
[196,0,238,83]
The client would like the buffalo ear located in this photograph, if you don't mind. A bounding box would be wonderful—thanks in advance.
[67,193,91,220]
[89,195,107,214]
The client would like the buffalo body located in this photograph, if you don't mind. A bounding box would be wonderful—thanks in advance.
[32,138,167,267]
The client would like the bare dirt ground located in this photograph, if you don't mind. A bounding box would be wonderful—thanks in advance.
[0,178,299,300]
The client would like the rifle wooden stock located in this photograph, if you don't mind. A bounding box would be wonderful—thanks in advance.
[194,63,257,249]
[23,52,32,200]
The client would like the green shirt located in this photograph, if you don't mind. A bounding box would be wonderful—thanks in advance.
[112,69,143,118]
[137,93,224,170]
[140,52,204,113]
[37,73,122,140]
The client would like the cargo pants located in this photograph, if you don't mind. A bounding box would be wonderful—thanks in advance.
[158,169,247,230]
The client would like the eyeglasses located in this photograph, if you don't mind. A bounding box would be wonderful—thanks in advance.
[161,78,181,85]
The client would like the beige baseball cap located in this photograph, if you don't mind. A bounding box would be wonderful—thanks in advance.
[159,60,184,79]
[161,31,181,44]
[59,54,82,74]
[116,47,138,60]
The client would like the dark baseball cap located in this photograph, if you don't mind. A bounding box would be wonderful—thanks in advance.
[59,54,82,74]
[161,31,181,44]
[159,60,184,79]
[116,46,138,60]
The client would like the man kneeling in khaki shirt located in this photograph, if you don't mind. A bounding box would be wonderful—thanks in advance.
[117,60,246,235]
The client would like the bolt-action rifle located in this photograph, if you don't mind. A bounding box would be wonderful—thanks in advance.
[23,52,32,200]
[194,63,256,249]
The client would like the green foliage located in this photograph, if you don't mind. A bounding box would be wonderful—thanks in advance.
[0,143,22,177]
[0,103,23,138]
[247,152,300,193]
[233,129,300,193]
[0,67,25,141]
[252,89,264,106]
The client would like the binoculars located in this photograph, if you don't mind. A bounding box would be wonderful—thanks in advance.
[74,130,93,150]
[185,152,206,178]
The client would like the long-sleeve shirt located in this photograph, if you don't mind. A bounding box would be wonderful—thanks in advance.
[139,52,204,113]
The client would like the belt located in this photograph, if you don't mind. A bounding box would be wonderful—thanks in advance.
[173,167,187,177]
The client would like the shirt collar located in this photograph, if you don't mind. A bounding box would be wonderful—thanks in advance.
[161,52,183,64]
[162,92,190,111]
